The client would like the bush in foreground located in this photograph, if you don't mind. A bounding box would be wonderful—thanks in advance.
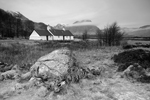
[113,49,150,83]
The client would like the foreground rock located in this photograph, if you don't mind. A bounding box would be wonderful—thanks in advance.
[31,48,75,77]
[16,48,76,91]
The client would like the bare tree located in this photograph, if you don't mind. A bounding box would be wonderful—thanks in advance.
[96,29,103,46]
[103,22,124,46]
[82,30,88,41]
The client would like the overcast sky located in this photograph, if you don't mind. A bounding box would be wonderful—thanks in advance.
[0,0,150,28]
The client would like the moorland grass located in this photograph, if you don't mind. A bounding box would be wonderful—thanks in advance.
[0,40,117,72]
[0,40,101,66]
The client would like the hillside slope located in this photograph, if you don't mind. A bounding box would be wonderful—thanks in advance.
[122,25,150,37]
[66,25,99,36]
[0,8,48,38]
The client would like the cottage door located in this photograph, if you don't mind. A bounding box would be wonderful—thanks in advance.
[46,36,48,41]
[63,36,65,40]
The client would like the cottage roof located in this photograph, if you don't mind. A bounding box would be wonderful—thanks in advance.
[50,29,64,36]
[35,29,52,36]
[50,29,73,36]
[64,30,74,36]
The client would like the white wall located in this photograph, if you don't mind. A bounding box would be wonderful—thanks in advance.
[64,36,74,40]
[40,36,47,40]
[48,36,53,40]
[64,36,70,40]
[70,36,74,40]
[29,30,42,40]
[53,36,63,40]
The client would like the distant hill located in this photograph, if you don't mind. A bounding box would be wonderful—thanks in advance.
[129,29,150,37]
[11,11,47,30]
[10,11,29,21]
[122,25,150,37]
[34,22,47,30]
[53,24,65,30]
[65,25,99,36]
[53,23,100,36]
[0,8,48,38]
[139,25,150,29]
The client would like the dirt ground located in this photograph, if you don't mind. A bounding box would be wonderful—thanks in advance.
[0,46,150,100]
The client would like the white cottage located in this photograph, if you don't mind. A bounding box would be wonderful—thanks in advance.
[29,29,52,40]
[30,25,74,41]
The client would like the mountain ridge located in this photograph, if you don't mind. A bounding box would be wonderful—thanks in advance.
[122,25,150,37]
[139,25,150,29]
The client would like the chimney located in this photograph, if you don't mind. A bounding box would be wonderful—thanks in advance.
[47,25,51,31]
[62,28,65,31]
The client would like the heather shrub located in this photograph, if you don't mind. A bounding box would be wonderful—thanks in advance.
[113,49,150,71]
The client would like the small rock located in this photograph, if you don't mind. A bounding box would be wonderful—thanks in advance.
[1,70,17,80]
[35,86,48,97]
[15,83,24,90]
[0,74,4,81]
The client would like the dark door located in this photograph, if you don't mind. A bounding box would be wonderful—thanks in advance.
[46,36,48,41]
[63,36,65,40]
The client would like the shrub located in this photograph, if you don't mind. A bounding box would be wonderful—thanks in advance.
[96,29,103,46]
[113,49,150,71]
[82,30,88,41]
[113,49,150,83]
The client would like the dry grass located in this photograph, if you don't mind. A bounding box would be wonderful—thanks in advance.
[0,40,103,66]
[0,39,150,100]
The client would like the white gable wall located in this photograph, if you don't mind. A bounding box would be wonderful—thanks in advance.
[29,30,42,40]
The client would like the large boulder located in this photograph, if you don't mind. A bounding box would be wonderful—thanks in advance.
[15,48,77,93]
[30,48,75,80]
